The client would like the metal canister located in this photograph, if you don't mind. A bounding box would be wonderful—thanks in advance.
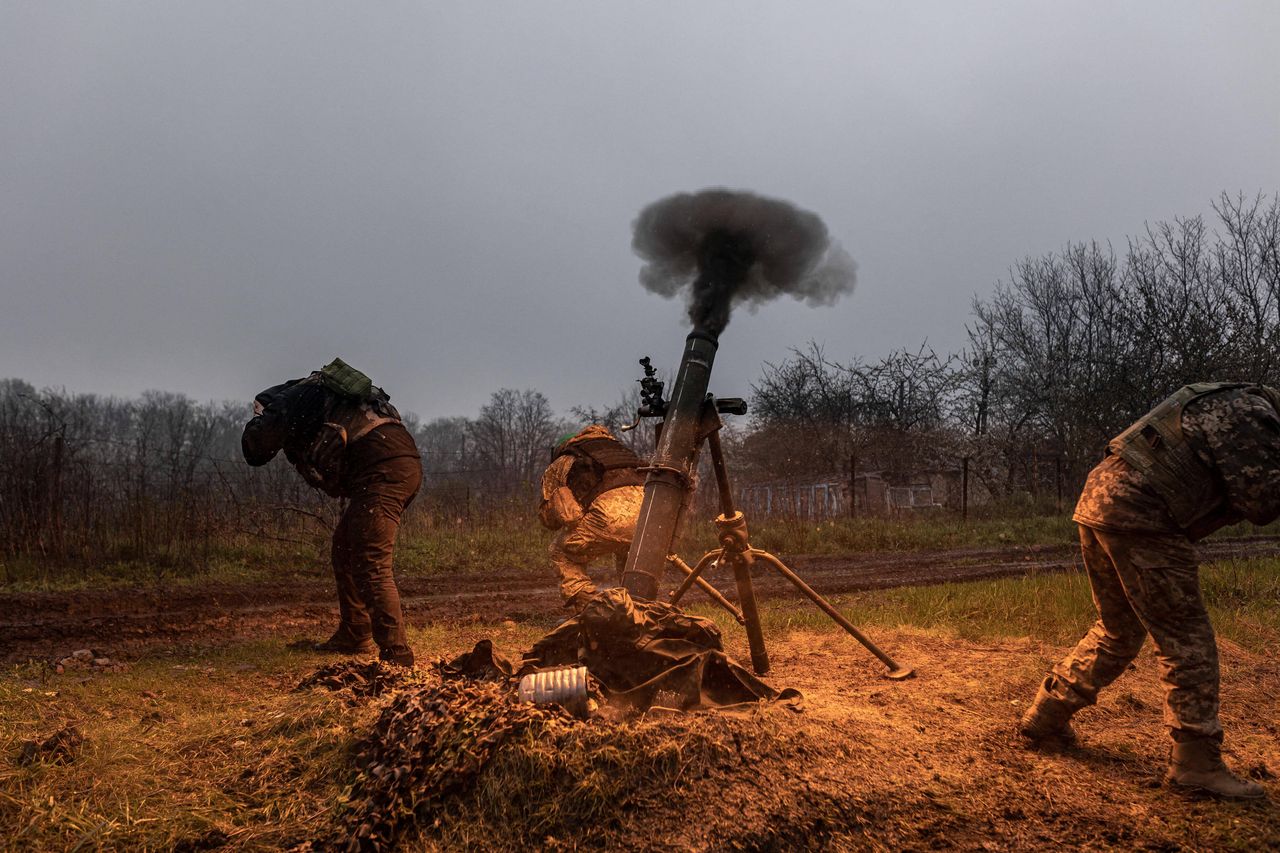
[517,665,590,718]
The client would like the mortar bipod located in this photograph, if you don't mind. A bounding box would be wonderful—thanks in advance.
[667,398,915,681]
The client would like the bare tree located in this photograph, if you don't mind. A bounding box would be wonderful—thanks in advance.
[468,388,560,501]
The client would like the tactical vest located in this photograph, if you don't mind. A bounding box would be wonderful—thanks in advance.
[1106,382,1252,529]
[291,374,402,494]
[563,436,646,507]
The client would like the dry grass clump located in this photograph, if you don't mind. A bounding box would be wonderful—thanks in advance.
[295,659,425,702]
[0,650,369,851]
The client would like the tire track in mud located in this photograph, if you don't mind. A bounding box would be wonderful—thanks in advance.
[4,535,1279,661]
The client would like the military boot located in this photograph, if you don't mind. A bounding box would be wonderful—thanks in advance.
[313,624,376,655]
[1166,739,1265,799]
[379,645,416,668]
[1018,678,1079,744]
[565,589,597,614]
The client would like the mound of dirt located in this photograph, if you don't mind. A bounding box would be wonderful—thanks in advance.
[302,590,811,851]
[430,705,814,851]
[340,678,574,851]
[326,672,811,852]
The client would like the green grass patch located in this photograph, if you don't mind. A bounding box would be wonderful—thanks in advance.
[688,556,1280,653]
[6,510,1280,596]
[723,513,1079,555]
[395,522,550,577]
[392,512,1089,581]
[0,537,331,593]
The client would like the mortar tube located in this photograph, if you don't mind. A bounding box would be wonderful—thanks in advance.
[622,329,719,600]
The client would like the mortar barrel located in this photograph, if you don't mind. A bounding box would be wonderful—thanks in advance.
[622,330,719,600]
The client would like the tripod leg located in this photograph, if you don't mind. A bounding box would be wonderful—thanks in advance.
[702,432,770,674]
[667,554,745,624]
[667,553,716,606]
[751,549,914,680]
[730,555,770,675]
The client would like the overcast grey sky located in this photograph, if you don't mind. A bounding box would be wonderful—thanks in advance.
[3,2,1278,422]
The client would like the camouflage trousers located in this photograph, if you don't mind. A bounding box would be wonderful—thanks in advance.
[548,486,644,603]
[1044,525,1221,741]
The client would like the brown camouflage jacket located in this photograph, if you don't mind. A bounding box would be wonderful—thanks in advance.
[1074,385,1280,539]
[538,426,645,530]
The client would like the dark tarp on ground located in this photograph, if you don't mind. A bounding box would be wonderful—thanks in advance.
[438,638,514,682]
[518,588,801,712]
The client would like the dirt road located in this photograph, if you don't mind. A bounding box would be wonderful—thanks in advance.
[4,534,1279,662]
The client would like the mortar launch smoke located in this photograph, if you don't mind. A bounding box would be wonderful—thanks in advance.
[631,189,857,337]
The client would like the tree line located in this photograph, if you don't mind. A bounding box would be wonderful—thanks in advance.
[739,192,1280,503]
[0,382,573,572]
[2,191,1276,572]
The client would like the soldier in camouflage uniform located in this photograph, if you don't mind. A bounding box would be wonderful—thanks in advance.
[539,425,646,611]
[1020,383,1280,799]
[242,359,421,667]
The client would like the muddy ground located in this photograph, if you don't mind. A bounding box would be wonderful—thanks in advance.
[9,624,1275,851]
[3,538,1278,850]
[576,627,1280,851]
[4,535,1279,664]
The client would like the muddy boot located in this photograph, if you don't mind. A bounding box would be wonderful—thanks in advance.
[313,624,376,655]
[565,589,596,614]
[1166,738,1265,799]
[1019,679,1079,744]
[379,645,415,668]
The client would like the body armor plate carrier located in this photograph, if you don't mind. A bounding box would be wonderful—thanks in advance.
[564,436,646,508]
[1106,382,1252,529]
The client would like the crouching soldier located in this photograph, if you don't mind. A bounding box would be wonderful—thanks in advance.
[1020,382,1280,799]
[539,425,646,611]
[242,359,421,666]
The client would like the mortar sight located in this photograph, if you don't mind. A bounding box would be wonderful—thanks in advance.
[636,357,665,419]
[623,355,746,431]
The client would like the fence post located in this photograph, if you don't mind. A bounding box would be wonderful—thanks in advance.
[51,431,65,558]
[1030,448,1039,499]
[1055,455,1063,512]
[961,456,970,522]
[848,453,856,519]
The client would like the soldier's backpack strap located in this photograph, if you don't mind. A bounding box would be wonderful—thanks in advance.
[1107,382,1252,528]
[570,437,643,471]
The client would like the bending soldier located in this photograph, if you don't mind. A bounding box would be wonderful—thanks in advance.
[1020,382,1280,799]
[241,359,421,667]
[539,425,646,611]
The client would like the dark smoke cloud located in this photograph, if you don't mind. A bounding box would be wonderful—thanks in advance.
[631,189,857,336]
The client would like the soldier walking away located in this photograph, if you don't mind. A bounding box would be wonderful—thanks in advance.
[241,358,421,667]
[1020,382,1280,799]
[539,425,646,611]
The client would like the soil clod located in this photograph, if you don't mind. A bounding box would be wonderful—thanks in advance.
[17,724,85,766]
